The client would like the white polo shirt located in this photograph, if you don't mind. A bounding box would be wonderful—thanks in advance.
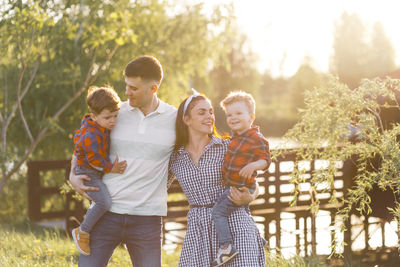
[102,100,176,216]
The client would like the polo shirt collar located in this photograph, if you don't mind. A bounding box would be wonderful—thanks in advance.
[155,99,168,114]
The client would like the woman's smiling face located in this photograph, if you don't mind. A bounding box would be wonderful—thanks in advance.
[184,98,215,135]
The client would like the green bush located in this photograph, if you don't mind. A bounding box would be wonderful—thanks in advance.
[0,174,27,224]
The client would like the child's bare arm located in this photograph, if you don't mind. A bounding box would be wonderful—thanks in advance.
[239,159,268,179]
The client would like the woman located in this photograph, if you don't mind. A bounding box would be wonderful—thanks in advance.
[169,90,266,266]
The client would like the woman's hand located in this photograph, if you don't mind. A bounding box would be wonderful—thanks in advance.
[228,183,259,206]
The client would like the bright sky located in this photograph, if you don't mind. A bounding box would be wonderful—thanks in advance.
[203,0,400,77]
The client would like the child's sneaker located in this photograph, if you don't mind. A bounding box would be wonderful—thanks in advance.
[212,243,239,266]
[72,227,90,255]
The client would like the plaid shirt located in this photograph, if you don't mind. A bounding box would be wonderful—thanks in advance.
[222,126,271,187]
[73,115,113,173]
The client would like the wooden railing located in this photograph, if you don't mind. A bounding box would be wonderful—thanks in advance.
[27,150,399,261]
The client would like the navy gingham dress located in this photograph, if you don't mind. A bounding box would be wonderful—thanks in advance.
[170,136,266,267]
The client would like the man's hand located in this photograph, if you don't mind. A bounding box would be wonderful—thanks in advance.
[69,155,99,201]
[69,174,98,201]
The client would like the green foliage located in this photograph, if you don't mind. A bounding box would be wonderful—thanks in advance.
[254,65,329,136]
[192,29,262,134]
[288,63,326,112]
[283,77,400,253]
[0,174,27,223]
[0,0,235,194]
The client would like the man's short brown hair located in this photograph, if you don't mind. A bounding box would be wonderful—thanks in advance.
[220,90,256,114]
[86,86,121,115]
[123,55,163,84]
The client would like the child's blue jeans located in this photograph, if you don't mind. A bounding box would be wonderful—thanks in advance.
[212,185,255,247]
[76,166,112,233]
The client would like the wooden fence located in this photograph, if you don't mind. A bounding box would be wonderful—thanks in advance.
[27,150,399,264]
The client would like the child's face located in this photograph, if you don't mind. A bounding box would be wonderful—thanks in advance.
[225,101,254,135]
[91,109,119,130]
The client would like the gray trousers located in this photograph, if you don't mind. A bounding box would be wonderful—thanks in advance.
[76,167,112,233]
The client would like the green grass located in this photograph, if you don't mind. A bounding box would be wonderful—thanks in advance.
[264,249,329,267]
[0,221,179,267]
[1,220,330,267]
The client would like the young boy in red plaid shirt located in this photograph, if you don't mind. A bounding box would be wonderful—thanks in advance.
[72,86,127,256]
[212,91,271,266]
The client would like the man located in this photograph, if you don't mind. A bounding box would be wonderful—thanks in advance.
[69,55,177,267]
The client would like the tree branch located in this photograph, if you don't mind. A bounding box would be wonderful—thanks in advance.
[51,48,98,120]
[17,59,33,142]
[0,45,118,193]
[0,70,7,124]
[0,129,43,192]
[52,44,118,120]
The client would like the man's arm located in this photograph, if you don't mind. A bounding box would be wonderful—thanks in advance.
[69,155,99,200]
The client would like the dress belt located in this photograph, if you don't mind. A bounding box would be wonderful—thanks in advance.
[189,204,215,209]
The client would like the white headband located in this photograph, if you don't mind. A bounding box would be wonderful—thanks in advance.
[182,88,201,120]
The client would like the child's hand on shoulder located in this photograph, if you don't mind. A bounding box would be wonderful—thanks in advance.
[239,162,257,179]
[111,156,127,174]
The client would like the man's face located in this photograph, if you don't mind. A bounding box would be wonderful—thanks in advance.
[124,76,154,109]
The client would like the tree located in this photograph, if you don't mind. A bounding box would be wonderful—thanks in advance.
[282,77,400,253]
[330,12,369,88]
[0,0,234,193]
[0,0,134,192]
[257,73,293,136]
[331,12,396,89]
[288,60,325,113]
[366,22,396,78]
[193,29,262,134]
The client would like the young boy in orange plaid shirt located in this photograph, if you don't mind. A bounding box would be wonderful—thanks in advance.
[212,91,271,266]
[72,86,127,256]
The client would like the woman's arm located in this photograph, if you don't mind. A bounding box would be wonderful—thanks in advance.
[228,182,260,206]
